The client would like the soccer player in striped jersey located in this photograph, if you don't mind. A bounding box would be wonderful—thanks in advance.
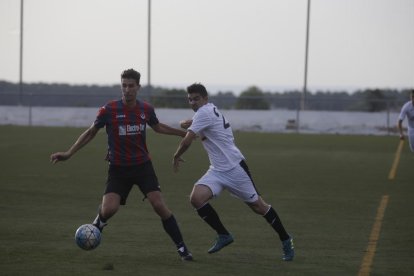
[172,83,294,261]
[50,69,192,261]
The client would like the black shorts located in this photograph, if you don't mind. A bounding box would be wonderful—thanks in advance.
[104,161,161,205]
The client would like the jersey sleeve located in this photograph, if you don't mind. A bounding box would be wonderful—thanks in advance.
[94,105,108,129]
[146,104,160,127]
[188,107,212,134]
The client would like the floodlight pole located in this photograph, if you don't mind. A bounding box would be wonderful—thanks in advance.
[301,0,311,111]
[147,0,152,93]
[19,0,24,105]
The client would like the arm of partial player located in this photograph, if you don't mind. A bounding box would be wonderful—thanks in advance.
[50,124,99,164]
[172,130,197,172]
[151,122,187,137]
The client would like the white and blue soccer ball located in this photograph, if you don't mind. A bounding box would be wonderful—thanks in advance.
[75,224,101,250]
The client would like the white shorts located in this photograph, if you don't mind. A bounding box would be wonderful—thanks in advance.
[195,161,259,203]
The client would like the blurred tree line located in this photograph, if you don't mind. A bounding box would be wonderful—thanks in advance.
[0,80,411,112]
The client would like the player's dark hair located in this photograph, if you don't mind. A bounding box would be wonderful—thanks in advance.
[187,83,208,98]
[121,69,141,85]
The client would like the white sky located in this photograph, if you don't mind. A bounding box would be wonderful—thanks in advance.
[0,0,413,94]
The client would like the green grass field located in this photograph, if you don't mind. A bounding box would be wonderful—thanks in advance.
[0,125,413,276]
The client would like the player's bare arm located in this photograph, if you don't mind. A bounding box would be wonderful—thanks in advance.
[179,119,193,129]
[50,124,99,164]
[173,130,197,172]
[398,119,405,140]
[152,122,187,137]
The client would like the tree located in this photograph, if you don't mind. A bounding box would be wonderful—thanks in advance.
[235,86,270,110]
[151,88,188,108]
[211,91,237,109]
[365,89,387,112]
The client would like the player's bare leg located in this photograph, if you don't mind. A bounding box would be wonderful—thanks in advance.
[147,190,172,219]
[93,192,120,232]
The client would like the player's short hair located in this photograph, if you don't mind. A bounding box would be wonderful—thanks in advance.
[187,83,208,98]
[121,69,141,85]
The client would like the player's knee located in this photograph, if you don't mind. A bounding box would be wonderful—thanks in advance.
[190,194,204,209]
[147,192,170,216]
[250,205,264,215]
[248,200,269,215]
[189,195,198,208]
[190,185,212,208]
[150,198,164,211]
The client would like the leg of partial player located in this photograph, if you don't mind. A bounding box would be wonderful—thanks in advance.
[92,208,107,232]
[147,191,193,261]
[190,184,234,254]
[92,193,121,232]
[247,197,295,261]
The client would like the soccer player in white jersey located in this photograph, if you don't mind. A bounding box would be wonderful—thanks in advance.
[172,83,294,261]
[398,89,414,152]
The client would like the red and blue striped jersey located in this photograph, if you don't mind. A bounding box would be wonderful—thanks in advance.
[94,99,159,166]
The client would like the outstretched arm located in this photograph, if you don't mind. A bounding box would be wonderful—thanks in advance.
[173,130,197,172]
[152,122,187,137]
[50,124,99,164]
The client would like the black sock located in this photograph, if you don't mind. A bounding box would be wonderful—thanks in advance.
[162,215,184,248]
[92,213,107,232]
[264,206,289,241]
[197,203,229,235]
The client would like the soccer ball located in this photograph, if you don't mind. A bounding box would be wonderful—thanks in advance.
[75,224,101,250]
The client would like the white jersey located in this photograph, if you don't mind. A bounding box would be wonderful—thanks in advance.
[398,101,414,134]
[188,103,245,171]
